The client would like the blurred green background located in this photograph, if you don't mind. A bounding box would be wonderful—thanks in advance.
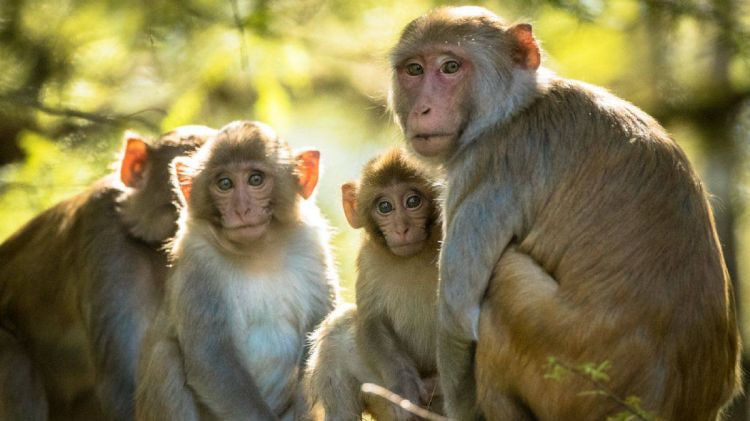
[0,0,748,418]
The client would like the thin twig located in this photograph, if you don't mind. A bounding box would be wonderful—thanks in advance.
[361,383,451,421]
[228,0,249,70]
[552,360,650,421]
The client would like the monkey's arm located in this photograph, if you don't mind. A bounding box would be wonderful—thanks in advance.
[438,183,523,420]
[302,270,337,360]
[84,243,162,420]
[178,280,279,421]
[0,327,48,420]
[136,316,200,421]
[356,315,423,405]
[440,183,522,341]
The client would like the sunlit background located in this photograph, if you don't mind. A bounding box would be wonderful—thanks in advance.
[1,0,749,418]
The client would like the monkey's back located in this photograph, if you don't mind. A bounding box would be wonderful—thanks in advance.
[470,77,740,420]
[0,178,164,419]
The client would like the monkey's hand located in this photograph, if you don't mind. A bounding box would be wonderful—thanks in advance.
[420,374,442,404]
[389,375,428,421]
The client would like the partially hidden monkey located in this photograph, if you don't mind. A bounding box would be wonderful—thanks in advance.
[390,6,741,421]
[136,120,338,421]
[305,149,442,421]
[0,125,215,420]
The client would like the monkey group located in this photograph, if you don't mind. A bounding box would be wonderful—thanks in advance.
[0,6,741,421]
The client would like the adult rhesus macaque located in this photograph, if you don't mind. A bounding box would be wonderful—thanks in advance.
[136,120,338,421]
[390,6,741,420]
[305,149,442,421]
[0,125,215,420]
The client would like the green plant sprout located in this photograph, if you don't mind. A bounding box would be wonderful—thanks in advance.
[544,357,662,421]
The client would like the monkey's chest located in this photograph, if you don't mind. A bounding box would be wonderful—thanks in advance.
[225,275,309,412]
[386,285,439,372]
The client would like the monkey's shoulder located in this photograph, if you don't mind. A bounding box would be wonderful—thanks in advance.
[531,78,671,146]
[0,180,143,293]
[1,179,121,247]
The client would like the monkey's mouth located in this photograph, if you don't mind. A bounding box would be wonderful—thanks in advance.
[223,220,271,243]
[413,133,450,141]
[389,240,426,257]
[409,134,453,157]
[226,220,268,229]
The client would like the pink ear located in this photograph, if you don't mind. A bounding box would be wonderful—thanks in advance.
[296,150,320,199]
[173,159,193,203]
[120,133,149,187]
[341,182,363,229]
[509,23,540,70]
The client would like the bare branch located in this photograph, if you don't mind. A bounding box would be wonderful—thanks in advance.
[361,383,451,421]
[0,94,164,131]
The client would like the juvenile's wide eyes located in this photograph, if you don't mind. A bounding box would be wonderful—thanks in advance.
[405,63,424,76]
[441,60,461,74]
[248,172,264,187]
[217,177,233,191]
[377,200,394,215]
[405,194,422,209]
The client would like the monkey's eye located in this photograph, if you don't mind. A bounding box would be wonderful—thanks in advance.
[441,60,461,74]
[217,177,233,191]
[248,172,264,187]
[405,194,422,209]
[405,63,424,76]
[376,200,394,215]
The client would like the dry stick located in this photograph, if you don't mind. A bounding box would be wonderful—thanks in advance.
[361,383,451,421]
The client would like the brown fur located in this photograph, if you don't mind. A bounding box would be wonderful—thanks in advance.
[0,126,214,420]
[390,6,741,420]
[305,149,443,420]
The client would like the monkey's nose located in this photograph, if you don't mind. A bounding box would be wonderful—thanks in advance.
[396,225,410,237]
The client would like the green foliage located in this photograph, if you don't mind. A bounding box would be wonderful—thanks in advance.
[0,0,748,314]
[544,357,662,421]
[0,131,114,240]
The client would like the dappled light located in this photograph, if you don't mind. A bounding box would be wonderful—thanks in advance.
[0,0,749,418]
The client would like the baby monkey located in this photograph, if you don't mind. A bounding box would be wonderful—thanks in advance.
[136,121,338,420]
[305,148,442,420]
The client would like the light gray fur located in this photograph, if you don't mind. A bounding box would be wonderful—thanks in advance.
[137,201,337,420]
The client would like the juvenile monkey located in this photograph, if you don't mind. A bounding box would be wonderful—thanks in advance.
[136,120,338,420]
[305,149,442,420]
[390,6,741,420]
[0,125,214,420]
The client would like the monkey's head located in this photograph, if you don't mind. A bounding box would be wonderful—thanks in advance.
[389,6,542,161]
[342,148,440,257]
[172,121,319,253]
[117,125,217,243]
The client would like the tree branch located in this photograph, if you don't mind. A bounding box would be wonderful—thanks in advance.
[0,94,164,131]
[361,383,450,421]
